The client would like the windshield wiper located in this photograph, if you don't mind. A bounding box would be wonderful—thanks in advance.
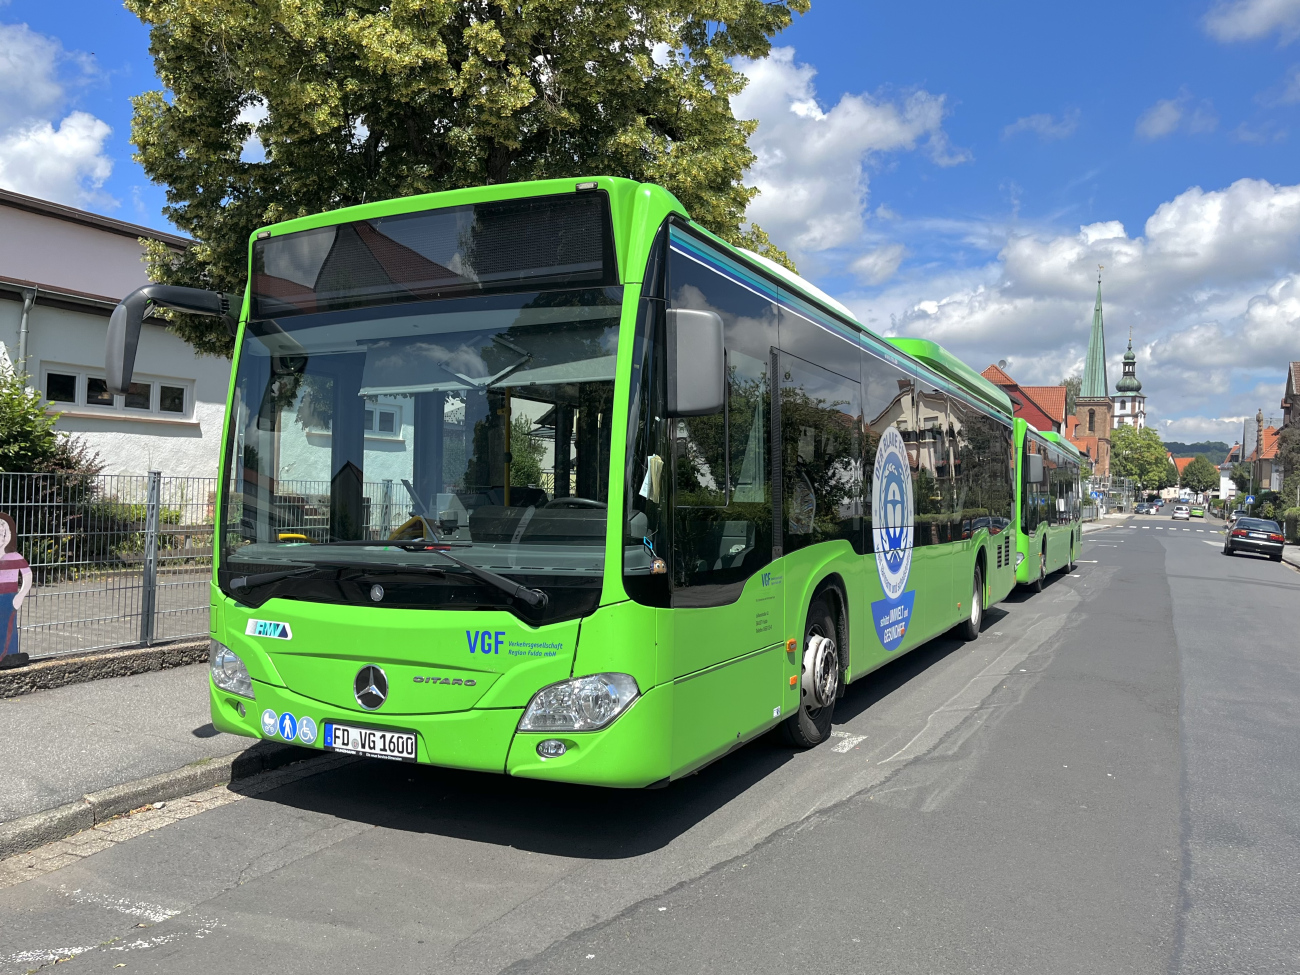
[230,565,319,590]
[417,547,548,608]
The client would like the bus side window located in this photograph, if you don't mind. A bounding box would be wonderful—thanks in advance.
[949,395,1015,538]
[778,351,862,554]
[861,348,915,554]
[664,242,777,599]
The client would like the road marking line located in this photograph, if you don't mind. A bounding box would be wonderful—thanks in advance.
[1077,559,1099,562]
[1196,529,1204,533]
[830,730,868,753]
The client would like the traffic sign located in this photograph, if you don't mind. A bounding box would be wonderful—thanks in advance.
[1245,495,1256,504]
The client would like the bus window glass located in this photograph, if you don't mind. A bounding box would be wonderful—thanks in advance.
[662,241,776,600]
[949,395,1015,538]
[778,351,862,553]
[222,287,621,621]
[861,348,916,554]
[913,377,950,547]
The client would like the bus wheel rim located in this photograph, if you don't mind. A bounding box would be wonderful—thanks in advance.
[803,632,838,709]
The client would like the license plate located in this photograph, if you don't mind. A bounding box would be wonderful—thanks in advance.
[1249,532,1267,539]
[323,722,417,762]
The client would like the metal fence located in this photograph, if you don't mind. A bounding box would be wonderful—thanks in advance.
[1,472,216,660]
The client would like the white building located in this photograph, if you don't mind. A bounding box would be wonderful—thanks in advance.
[0,189,231,477]
[1112,333,1146,429]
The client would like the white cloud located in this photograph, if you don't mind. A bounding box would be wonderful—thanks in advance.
[0,22,114,207]
[1136,93,1218,140]
[733,47,966,262]
[1136,98,1184,139]
[0,111,112,206]
[850,244,906,285]
[1205,0,1300,43]
[835,178,1300,440]
[1003,110,1080,141]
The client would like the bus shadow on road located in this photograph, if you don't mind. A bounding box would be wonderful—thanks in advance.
[230,607,1012,860]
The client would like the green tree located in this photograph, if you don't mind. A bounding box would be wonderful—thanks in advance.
[1180,454,1219,494]
[1109,425,1170,489]
[1060,375,1081,417]
[1229,462,1252,494]
[127,0,809,356]
[0,369,102,475]
[509,415,545,488]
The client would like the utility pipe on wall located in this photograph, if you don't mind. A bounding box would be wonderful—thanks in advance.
[16,287,36,371]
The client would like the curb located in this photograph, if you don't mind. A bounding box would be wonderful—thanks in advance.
[0,639,208,700]
[0,739,315,861]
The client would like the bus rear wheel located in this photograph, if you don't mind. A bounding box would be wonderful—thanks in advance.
[958,566,983,641]
[781,596,840,749]
[1030,545,1046,592]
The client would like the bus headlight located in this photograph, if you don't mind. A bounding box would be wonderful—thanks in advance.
[209,640,255,699]
[519,673,639,732]
[1015,552,1025,568]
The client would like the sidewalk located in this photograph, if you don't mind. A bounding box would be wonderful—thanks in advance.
[1283,545,1300,571]
[0,664,253,825]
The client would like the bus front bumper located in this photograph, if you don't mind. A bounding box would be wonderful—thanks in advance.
[210,679,672,789]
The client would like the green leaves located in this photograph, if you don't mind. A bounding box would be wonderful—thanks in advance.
[1110,424,1175,490]
[127,0,807,356]
[1179,454,1219,494]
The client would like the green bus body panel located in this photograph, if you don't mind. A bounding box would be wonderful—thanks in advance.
[887,338,1014,416]
[210,175,1029,788]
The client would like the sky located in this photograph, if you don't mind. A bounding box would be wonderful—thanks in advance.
[3,0,1300,443]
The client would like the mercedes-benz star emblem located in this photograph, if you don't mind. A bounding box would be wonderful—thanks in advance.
[354,665,388,710]
[370,584,384,602]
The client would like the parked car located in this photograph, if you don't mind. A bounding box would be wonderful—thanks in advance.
[1172,505,1191,521]
[1223,517,1285,561]
[1229,509,1245,524]
[1135,503,1150,514]
[1190,505,1205,518]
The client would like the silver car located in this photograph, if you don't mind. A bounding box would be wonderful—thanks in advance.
[1172,505,1191,521]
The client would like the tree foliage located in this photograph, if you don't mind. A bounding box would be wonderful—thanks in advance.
[1060,375,1081,418]
[1109,424,1171,489]
[1229,463,1252,493]
[1180,454,1219,494]
[0,369,102,475]
[127,0,810,356]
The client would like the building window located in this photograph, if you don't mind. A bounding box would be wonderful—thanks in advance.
[1088,409,1095,433]
[41,365,194,419]
[363,404,402,438]
[1120,398,1127,411]
[45,372,77,403]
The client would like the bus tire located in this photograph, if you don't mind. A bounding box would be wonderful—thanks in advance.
[781,596,840,749]
[1030,544,1046,592]
[958,566,983,641]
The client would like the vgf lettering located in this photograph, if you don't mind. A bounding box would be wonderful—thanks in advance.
[467,630,507,654]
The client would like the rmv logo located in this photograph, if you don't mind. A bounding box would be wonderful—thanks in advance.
[245,619,292,640]
[468,630,507,654]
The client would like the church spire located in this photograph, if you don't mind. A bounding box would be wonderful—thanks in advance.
[1081,271,1109,399]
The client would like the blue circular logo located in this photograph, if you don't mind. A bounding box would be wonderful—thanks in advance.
[297,716,318,745]
[872,426,914,601]
[260,709,279,736]
[277,712,298,741]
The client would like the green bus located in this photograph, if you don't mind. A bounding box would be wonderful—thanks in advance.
[107,177,1022,788]
[1014,422,1083,591]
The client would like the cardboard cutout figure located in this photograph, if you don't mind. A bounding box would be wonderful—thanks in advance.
[0,512,32,669]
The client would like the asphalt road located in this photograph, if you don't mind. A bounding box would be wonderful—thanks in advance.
[2,518,1297,974]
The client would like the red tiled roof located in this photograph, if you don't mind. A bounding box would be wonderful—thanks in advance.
[1021,385,1067,424]
[981,363,1015,385]
[1173,456,1194,474]
[1068,433,1099,462]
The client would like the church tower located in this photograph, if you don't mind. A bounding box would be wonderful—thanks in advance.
[1113,330,1145,429]
[1071,273,1114,473]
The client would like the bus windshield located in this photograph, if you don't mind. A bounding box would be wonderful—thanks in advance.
[220,286,622,621]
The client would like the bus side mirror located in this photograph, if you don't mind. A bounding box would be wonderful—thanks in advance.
[665,308,724,416]
[107,284,241,394]
[1026,454,1044,484]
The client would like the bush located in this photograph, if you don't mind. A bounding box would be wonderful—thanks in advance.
[1284,508,1300,544]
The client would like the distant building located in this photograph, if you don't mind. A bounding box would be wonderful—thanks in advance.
[0,189,231,477]
[1246,425,1282,493]
[1113,331,1146,429]
[1283,363,1300,428]
[1069,278,1113,474]
[978,363,1066,433]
